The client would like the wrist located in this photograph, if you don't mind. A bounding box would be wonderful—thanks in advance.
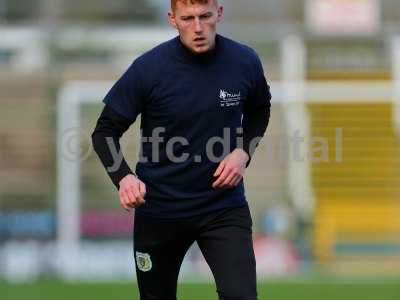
[119,172,137,183]
[235,148,250,163]
[114,170,135,190]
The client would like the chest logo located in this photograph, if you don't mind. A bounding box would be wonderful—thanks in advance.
[219,89,241,107]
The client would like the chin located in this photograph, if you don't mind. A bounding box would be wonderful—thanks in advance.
[192,45,209,54]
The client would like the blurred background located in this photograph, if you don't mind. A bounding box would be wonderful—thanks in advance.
[1,0,400,299]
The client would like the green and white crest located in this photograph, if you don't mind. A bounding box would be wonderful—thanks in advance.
[135,251,152,272]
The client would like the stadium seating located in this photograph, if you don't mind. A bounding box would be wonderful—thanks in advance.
[311,102,400,271]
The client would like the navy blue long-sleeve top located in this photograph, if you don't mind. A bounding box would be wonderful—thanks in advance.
[92,34,271,218]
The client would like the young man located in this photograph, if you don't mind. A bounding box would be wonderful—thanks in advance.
[92,0,271,299]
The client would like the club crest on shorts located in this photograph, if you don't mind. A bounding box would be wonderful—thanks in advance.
[135,251,152,272]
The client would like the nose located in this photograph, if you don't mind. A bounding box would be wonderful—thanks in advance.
[194,17,203,33]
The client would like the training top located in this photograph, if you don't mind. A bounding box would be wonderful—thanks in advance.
[94,34,271,219]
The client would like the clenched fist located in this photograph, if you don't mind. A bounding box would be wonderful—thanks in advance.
[118,174,146,212]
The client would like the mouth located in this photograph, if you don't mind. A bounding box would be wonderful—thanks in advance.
[193,37,206,43]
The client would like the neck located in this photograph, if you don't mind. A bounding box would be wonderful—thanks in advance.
[174,34,221,65]
[179,36,217,55]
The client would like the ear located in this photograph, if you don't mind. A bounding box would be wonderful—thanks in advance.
[217,5,224,22]
[168,10,177,29]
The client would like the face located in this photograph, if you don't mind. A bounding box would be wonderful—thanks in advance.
[168,1,224,54]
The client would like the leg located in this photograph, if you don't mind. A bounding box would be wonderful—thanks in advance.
[133,213,194,300]
[197,206,257,300]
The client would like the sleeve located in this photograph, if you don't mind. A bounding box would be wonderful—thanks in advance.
[91,105,135,190]
[247,52,272,108]
[240,53,272,167]
[103,60,147,122]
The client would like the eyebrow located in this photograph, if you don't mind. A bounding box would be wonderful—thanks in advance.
[180,12,213,19]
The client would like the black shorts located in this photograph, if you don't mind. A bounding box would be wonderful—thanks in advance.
[133,204,257,300]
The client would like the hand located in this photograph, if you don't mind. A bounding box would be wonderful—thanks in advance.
[118,174,146,212]
[212,148,249,189]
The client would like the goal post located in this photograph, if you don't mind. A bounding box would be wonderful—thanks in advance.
[56,81,112,279]
[392,35,400,134]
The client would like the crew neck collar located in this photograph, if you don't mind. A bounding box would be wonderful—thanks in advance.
[174,34,221,65]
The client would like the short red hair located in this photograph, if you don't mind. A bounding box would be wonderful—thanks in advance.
[171,0,217,11]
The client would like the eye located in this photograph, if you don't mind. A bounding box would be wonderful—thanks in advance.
[181,16,194,21]
[200,13,212,20]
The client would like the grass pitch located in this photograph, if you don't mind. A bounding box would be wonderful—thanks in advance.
[1,279,400,300]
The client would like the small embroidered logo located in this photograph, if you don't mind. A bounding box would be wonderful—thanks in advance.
[136,251,152,272]
[220,89,228,100]
[219,89,242,107]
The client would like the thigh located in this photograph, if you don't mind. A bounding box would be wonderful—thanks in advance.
[134,214,194,300]
[197,206,257,300]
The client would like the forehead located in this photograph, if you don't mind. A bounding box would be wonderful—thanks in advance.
[174,1,217,15]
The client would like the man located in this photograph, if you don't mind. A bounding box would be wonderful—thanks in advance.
[92,0,271,299]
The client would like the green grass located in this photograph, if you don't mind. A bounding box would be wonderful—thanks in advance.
[1,280,400,300]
